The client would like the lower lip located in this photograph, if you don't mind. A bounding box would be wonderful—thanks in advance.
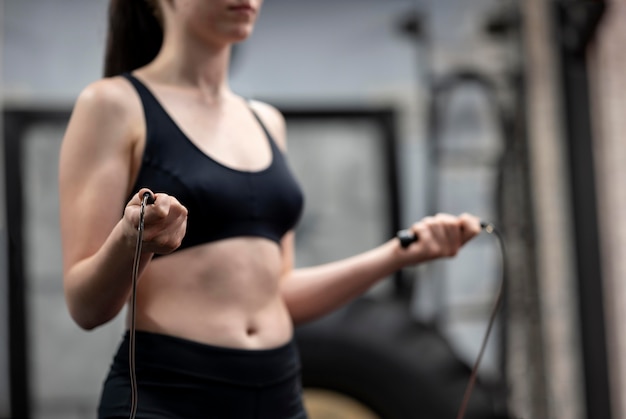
[229,7,254,15]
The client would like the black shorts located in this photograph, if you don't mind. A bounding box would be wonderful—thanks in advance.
[98,330,308,419]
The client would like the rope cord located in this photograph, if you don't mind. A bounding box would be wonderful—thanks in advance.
[128,193,151,419]
[456,222,506,419]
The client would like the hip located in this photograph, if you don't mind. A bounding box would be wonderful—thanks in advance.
[98,330,307,419]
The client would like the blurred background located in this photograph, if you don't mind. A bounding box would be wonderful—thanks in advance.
[1,0,625,418]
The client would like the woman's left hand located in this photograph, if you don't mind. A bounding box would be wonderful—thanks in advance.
[396,212,482,267]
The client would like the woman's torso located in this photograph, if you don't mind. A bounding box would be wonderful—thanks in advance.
[119,71,303,350]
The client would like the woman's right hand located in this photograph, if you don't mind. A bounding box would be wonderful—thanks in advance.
[123,188,188,255]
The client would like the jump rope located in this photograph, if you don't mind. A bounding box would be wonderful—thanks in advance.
[129,191,505,419]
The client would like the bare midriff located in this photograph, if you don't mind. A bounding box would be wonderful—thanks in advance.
[129,237,293,350]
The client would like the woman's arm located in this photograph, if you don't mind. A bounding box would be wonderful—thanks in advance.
[249,101,482,325]
[59,78,187,330]
[280,214,481,325]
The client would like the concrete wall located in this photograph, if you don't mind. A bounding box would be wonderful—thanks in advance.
[588,2,626,418]
[519,0,584,417]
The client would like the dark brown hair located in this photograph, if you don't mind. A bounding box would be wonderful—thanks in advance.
[103,0,164,77]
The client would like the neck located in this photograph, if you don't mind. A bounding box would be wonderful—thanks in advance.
[149,30,233,100]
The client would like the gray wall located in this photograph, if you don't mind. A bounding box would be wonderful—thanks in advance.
[3,0,110,105]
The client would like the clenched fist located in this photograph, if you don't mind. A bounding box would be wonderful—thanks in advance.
[397,212,482,266]
[123,188,188,255]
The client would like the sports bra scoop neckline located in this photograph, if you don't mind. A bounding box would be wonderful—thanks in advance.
[126,72,276,175]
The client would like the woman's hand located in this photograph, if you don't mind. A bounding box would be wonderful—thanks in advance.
[122,188,188,255]
[397,213,482,267]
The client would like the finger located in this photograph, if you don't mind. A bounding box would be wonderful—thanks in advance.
[144,193,171,224]
[167,195,188,218]
[127,187,155,206]
[432,213,459,256]
[428,216,447,245]
[423,216,449,256]
[459,213,482,243]
[437,214,462,255]
[145,202,188,254]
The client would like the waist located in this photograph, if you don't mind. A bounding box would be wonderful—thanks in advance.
[142,238,283,305]
[132,298,294,350]
[112,330,301,387]
[133,239,293,349]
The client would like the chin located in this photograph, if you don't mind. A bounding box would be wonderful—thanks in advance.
[231,32,253,43]
[218,31,252,46]
[193,20,256,47]
[226,23,255,41]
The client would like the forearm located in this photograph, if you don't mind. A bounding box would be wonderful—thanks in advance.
[64,220,153,330]
[282,238,406,325]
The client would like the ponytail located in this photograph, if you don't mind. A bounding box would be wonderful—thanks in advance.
[103,0,163,77]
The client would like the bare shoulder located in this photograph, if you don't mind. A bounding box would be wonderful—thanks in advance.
[63,76,144,156]
[248,99,288,150]
[60,76,144,194]
[73,76,141,122]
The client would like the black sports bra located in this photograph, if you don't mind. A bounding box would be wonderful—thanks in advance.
[123,73,304,254]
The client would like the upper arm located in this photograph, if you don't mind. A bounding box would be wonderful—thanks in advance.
[59,77,142,275]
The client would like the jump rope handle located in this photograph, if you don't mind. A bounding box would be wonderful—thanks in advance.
[397,229,419,248]
[142,191,156,206]
[396,220,490,248]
